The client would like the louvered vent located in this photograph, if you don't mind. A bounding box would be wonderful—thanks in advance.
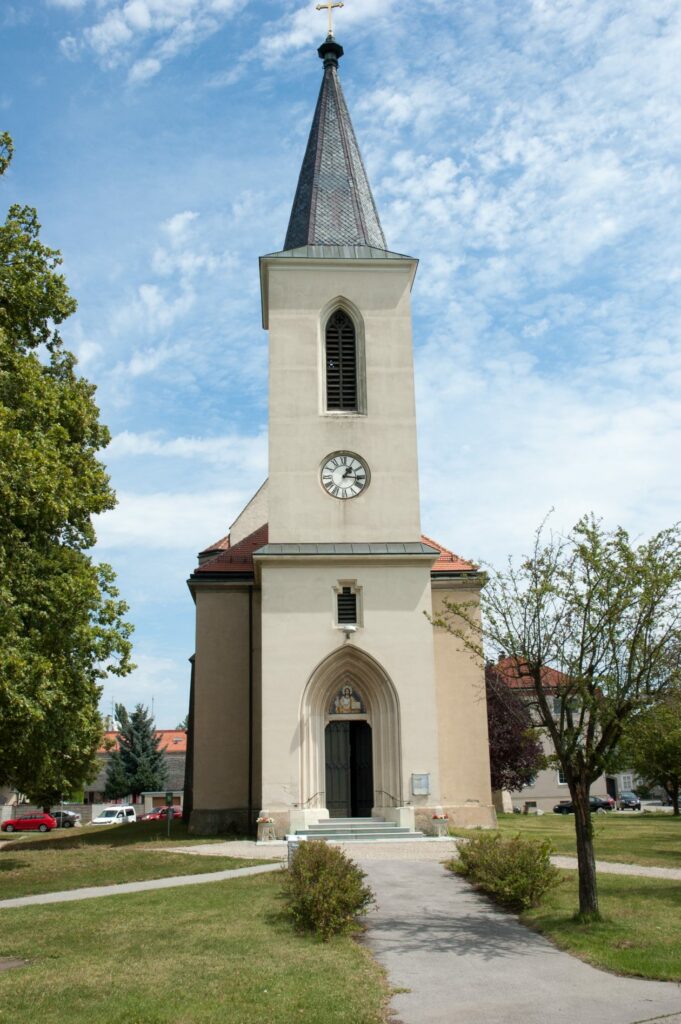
[337,587,357,624]
[326,311,357,411]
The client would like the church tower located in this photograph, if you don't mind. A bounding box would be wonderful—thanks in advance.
[187,29,495,836]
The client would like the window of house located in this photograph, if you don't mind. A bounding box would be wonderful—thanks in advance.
[557,768,567,785]
[620,774,633,791]
[326,310,357,411]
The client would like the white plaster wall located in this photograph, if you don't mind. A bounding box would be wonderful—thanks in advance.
[263,258,422,543]
[230,481,268,546]
[259,559,441,811]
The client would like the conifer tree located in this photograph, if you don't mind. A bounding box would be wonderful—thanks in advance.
[105,703,167,800]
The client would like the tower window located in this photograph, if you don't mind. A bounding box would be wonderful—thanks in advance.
[326,310,357,411]
[334,581,363,628]
[337,587,357,624]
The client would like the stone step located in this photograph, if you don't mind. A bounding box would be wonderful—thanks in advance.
[308,817,384,826]
[294,819,426,842]
[292,830,426,842]
[305,820,400,830]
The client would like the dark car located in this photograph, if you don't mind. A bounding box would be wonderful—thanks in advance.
[51,809,82,828]
[618,791,641,810]
[553,795,615,814]
[1,812,57,833]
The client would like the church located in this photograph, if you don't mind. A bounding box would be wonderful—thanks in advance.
[186,22,495,838]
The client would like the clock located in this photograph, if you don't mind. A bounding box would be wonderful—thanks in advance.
[320,452,370,500]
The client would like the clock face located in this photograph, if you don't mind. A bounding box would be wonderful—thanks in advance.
[320,452,370,500]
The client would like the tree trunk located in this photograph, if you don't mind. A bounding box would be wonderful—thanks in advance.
[672,781,680,817]
[572,782,600,920]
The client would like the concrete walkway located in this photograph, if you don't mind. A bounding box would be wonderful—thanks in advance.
[360,859,681,1024]
[165,840,681,879]
[0,863,281,910]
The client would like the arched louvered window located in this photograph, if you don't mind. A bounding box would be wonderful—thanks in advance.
[325,310,357,411]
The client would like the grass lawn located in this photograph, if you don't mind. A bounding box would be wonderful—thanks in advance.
[0,873,387,1024]
[450,812,681,868]
[522,871,681,982]
[0,821,270,900]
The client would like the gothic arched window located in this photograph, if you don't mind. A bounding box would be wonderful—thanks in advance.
[325,310,357,411]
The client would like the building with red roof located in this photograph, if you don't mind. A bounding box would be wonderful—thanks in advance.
[185,30,494,838]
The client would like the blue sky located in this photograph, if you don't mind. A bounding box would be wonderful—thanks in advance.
[2,0,680,728]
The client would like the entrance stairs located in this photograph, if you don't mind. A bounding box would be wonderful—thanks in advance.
[293,817,426,842]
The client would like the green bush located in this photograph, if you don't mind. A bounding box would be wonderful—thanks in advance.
[282,840,375,941]
[447,832,560,910]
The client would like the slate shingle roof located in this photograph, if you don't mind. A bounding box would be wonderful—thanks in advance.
[284,38,387,251]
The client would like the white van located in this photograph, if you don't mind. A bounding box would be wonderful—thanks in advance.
[91,806,137,825]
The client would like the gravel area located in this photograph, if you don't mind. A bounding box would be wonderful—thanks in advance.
[163,838,461,861]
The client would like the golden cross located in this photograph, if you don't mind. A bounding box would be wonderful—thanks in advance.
[316,1,344,37]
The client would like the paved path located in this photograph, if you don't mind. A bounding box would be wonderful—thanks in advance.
[165,840,681,878]
[360,859,681,1024]
[0,863,281,910]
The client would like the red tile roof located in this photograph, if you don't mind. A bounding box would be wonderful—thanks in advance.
[99,730,187,754]
[492,656,567,692]
[199,534,230,557]
[194,524,476,576]
[421,534,477,573]
[195,523,269,575]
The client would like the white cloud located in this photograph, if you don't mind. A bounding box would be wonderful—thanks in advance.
[46,0,88,8]
[128,56,161,83]
[59,34,80,60]
[107,429,267,472]
[99,652,189,722]
[63,0,248,80]
[95,487,259,550]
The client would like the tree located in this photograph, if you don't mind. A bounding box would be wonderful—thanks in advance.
[105,703,167,800]
[0,133,133,803]
[485,663,545,794]
[432,515,681,920]
[176,714,189,731]
[622,687,681,815]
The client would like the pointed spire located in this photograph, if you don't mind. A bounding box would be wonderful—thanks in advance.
[283,37,387,251]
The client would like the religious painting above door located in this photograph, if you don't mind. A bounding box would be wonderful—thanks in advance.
[329,685,365,716]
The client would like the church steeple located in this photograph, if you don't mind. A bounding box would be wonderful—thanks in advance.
[283,36,387,251]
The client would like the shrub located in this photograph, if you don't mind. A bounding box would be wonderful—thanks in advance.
[447,832,560,910]
[282,840,375,940]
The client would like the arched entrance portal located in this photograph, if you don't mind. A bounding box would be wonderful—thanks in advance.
[300,646,402,816]
[325,720,374,818]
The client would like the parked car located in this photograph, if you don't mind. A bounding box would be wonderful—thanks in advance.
[1,812,57,833]
[139,807,182,822]
[553,795,616,814]
[618,791,641,810]
[91,806,137,825]
[51,809,82,828]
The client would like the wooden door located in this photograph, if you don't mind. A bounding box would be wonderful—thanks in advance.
[325,722,351,817]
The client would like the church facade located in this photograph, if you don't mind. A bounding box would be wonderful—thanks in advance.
[187,33,495,837]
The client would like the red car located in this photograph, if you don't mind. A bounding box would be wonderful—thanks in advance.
[139,807,183,822]
[2,812,57,833]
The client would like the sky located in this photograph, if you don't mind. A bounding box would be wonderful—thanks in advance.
[2,0,680,728]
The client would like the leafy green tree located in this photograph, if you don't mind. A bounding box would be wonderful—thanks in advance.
[622,688,681,815]
[105,703,167,800]
[432,515,681,920]
[0,133,133,804]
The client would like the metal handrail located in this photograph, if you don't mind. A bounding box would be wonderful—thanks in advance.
[375,789,401,807]
[301,791,325,808]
